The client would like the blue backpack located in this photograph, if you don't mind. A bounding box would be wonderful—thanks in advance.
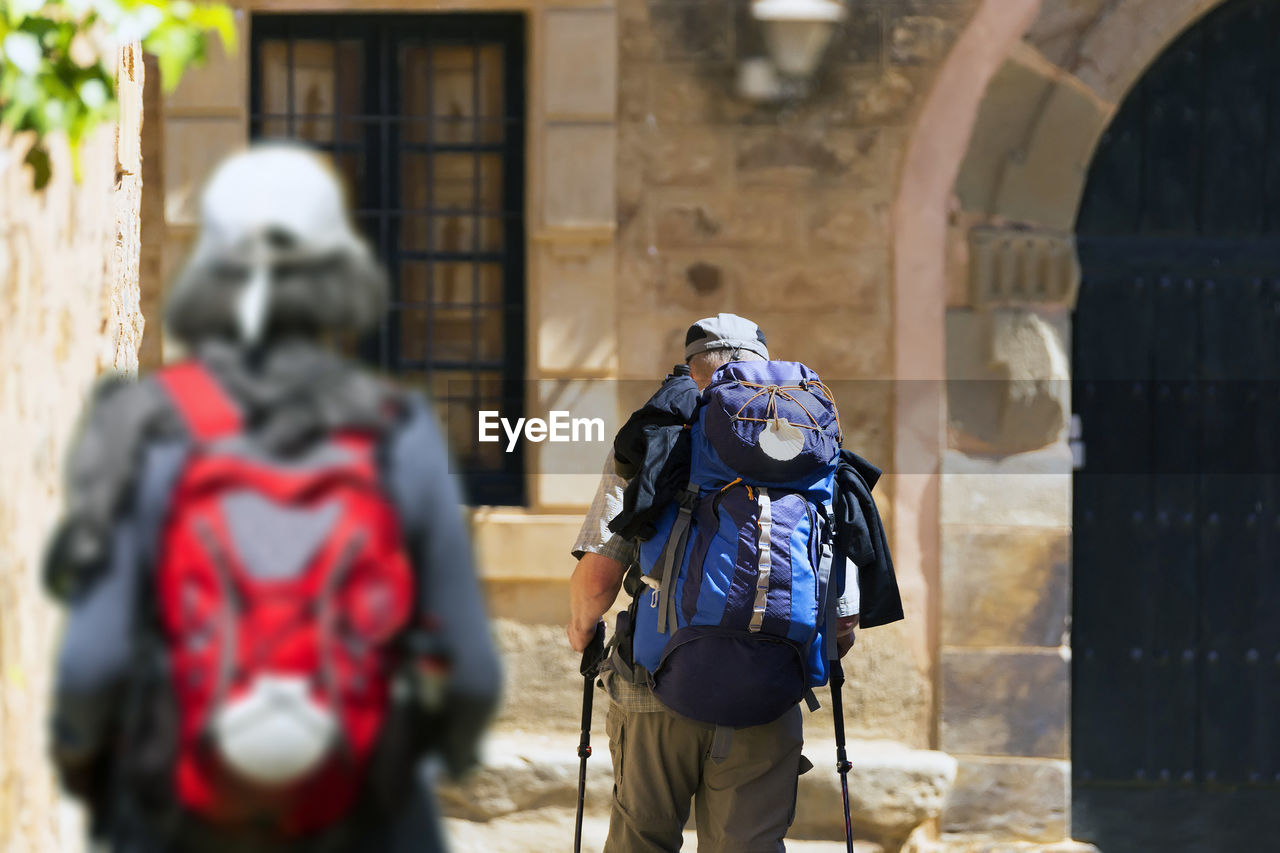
[630,360,843,728]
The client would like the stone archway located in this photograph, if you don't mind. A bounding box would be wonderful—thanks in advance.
[891,0,1235,844]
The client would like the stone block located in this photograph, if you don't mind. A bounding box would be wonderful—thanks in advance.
[736,127,904,190]
[483,579,571,626]
[898,0,979,11]
[644,125,732,187]
[808,189,892,249]
[534,243,618,373]
[735,129,857,186]
[741,249,889,317]
[438,730,616,819]
[834,380,894,478]
[487,621,598,732]
[618,0,657,61]
[806,618,934,747]
[545,9,618,118]
[940,649,1069,758]
[447,811,886,853]
[940,447,1072,528]
[472,513,585,581]
[544,123,617,225]
[648,0,735,62]
[617,245,659,312]
[834,9,886,66]
[890,16,959,65]
[647,63,754,125]
[163,119,246,225]
[616,309,689,379]
[793,741,957,848]
[617,62,648,123]
[1024,0,1110,68]
[993,76,1111,230]
[1071,0,1218,106]
[654,190,798,249]
[653,249,741,312]
[615,130,649,236]
[954,59,1051,216]
[941,526,1070,648]
[845,69,917,126]
[941,757,1070,843]
[908,837,1097,853]
[765,310,892,380]
[946,308,1071,455]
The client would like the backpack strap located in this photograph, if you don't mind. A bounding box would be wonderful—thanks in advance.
[748,486,773,633]
[655,482,700,635]
[155,361,242,442]
[805,500,840,714]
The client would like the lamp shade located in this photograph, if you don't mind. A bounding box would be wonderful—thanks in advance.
[753,0,847,77]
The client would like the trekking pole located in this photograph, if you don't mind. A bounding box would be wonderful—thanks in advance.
[575,622,606,853]
[830,660,854,853]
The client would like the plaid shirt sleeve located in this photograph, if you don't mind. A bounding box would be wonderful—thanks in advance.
[838,556,861,618]
[570,453,639,566]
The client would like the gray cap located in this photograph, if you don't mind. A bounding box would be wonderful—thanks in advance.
[684,313,770,361]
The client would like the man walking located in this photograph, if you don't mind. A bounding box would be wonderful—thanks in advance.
[567,314,863,852]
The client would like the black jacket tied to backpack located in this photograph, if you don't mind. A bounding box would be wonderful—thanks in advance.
[833,449,904,629]
[608,368,702,542]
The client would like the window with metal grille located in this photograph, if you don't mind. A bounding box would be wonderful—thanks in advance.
[250,14,527,506]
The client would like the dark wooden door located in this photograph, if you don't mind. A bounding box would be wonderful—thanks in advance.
[1073,1,1280,849]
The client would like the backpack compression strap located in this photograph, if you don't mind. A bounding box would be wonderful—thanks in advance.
[655,483,701,635]
[155,361,243,441]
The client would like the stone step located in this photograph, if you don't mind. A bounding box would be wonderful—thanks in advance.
[444,807,886,853]
[905,838,1099,853]
[437,731,956,851]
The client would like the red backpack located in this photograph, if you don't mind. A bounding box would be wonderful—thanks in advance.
[150,361,416,836]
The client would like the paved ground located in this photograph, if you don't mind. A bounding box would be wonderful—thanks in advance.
[444,807,883,852]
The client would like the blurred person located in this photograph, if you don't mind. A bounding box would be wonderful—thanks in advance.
[43,143,501,853]
[567,314,903,852]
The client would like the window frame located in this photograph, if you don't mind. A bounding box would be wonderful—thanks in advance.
[248,12,528,506]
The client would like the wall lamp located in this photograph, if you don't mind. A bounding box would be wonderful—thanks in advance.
[738,0,848,102]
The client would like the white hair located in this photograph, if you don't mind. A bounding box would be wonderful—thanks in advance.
[688,348,766,389]
[689,348,765,373]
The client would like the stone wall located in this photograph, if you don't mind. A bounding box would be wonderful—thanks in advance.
[0,45,145,853]
[615,0,978,747]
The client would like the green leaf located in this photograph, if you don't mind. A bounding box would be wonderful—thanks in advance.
[24,143,51,190]
[1,0,236,190]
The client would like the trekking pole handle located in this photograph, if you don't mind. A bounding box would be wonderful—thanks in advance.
[580,621,606,677]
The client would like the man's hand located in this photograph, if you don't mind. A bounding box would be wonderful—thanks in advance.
[567,620,600,654]
[567,552,626,652]
[835,614,859,659]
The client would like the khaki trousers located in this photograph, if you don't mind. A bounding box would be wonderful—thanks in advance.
[603,703,804,853]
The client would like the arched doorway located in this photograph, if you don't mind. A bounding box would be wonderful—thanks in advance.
[1073,0,1280,848]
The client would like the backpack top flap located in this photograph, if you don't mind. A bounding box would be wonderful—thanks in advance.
[696,360,841,489]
